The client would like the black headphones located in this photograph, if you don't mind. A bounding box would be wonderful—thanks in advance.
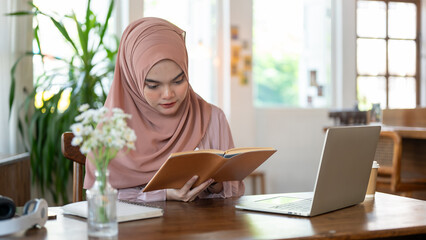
[0,195,48,236]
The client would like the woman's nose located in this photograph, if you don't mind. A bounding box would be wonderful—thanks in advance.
[162,85,175,99]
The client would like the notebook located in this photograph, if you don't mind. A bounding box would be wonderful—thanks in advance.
[62,200,163,223]
[236,125,381,217]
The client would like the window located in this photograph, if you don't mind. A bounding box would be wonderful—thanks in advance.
[356,0,420,110]
[253,0,332,108]
[143,0,220,104]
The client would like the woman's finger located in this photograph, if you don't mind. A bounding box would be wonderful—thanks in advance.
[187,178,214,201]
[181,175,198,192]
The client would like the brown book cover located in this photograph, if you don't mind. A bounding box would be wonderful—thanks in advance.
[143,147,277,192]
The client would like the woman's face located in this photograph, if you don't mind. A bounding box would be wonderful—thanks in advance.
[144,59,189,116]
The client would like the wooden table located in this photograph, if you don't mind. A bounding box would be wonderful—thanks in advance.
[381,126,426,140]
[6,192,426,239]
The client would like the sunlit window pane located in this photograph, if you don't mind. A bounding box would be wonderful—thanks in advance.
[388,2,416,39]
[389,77,416,108]
[357,39,386,75]
[357,77,386,110]
[253,0,331,108]
[356,0,418,110]
[388,40,416,76]
[357,0,386,38]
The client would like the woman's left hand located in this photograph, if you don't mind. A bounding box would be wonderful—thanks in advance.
[166,175,213,202]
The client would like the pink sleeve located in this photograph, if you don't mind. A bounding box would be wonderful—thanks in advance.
[117,187,166,203]
[198,105,245,199]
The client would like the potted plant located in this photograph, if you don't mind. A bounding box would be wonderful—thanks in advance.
[8,0,117,204]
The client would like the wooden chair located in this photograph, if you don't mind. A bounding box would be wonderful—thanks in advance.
[375,131,426,196]
[375,131,402,193]
[61,132,86,202]
[247,171,266,195]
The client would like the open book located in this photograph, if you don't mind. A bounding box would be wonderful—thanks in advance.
[62,200,163,223]
[143,147,277,192]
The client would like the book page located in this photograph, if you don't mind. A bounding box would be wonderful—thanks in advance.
[169,149,225,157]
[224,147,276,157]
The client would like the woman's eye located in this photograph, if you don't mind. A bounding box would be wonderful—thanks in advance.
[146,84,158,89]
[174,78,185,85]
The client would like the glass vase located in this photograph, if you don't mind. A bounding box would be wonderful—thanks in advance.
[86,169,118,237]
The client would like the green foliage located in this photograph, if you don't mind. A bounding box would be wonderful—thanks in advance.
[253,54,299,106]
[8,0,117,203]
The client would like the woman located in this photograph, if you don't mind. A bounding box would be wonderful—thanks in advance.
[83,17,244,202]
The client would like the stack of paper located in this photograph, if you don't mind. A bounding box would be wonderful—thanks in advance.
[62,200,163,223]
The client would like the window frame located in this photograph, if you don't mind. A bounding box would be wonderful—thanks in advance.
[356,0,421,109]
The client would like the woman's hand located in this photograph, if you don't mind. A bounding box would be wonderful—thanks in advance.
[207,182,223,194]
[166,175,214,202]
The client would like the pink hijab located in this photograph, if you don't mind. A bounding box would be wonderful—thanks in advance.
[84,17,212,189]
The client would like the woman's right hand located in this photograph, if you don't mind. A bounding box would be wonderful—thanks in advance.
[166,175,214,202]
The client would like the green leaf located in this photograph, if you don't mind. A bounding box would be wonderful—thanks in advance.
[49,17,79,54]
[34,25,42,61]
[98,0,114,46]
[9,53,34,119]
[85,0,92,31]
[5,11,34,16]
[27,1,40,11]
[71,13,88,62]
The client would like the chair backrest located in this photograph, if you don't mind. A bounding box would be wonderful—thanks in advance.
[375,131,402,192]
[61,132,86,202]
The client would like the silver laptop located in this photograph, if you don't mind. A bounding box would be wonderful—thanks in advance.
[236,125,381,217]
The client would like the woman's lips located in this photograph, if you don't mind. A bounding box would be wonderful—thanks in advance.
[160,102,176,109]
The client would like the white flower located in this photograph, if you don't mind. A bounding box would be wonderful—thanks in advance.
[75,113,85,122]
[71,123,84,136]
[124,129,137,142]
[112,108,123,114]
[105,135,114,147]
[126,141,135,150]
[71,104,136,171]
[71,136,83,146]
[83,125,93,136]
[78,103,90,112]
[80,144,91,155]
[115,118,126,128]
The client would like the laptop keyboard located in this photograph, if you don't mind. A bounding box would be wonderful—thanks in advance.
[273,198,312,212]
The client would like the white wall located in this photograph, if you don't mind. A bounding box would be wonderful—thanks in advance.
[229,0,356,195]
[228,0,256,149]
[332,0,357,109]
[254,108,333,193]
